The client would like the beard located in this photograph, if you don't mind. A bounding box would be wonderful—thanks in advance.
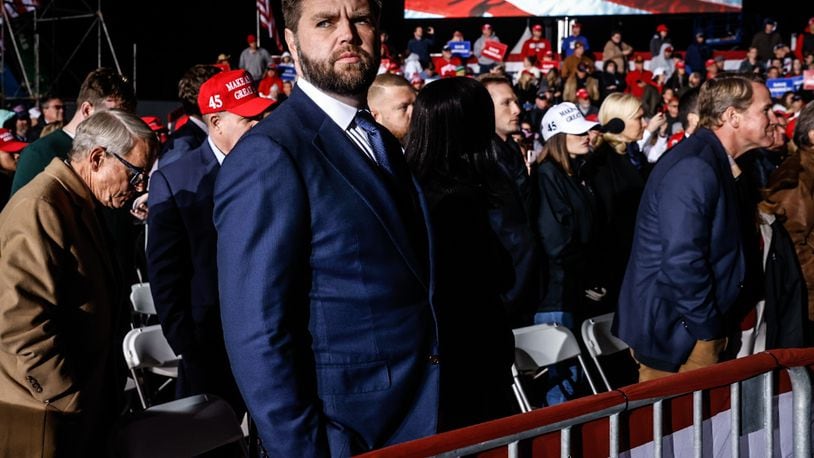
[296,39,379,97]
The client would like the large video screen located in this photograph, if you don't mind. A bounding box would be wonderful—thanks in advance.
[404,0,742,18]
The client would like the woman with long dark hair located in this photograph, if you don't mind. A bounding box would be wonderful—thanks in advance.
[405,77,516,430]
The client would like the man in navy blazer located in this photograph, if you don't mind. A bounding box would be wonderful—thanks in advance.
[158,65,222,168]
[146,69,274,414]
[616,74,776,381]
[213,1,439,456]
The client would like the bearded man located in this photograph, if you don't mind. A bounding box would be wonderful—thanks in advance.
[212,0,440,456]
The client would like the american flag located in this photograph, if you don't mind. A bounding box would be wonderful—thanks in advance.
[3,0,39,18]
[256,0,284,51]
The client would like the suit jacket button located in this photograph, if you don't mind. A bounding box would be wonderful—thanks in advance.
[428,354,440,365]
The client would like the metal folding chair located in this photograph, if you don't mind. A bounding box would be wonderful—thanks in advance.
[122,325,180,409]
[511,323,598,412]
[130,282,157,316]
[116,394,248,457]
[580,312,631,391]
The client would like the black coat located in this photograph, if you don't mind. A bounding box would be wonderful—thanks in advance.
[425,185,517,431]
[764,218,811,348]
[490,137,542,326]
[534,159,596,314]
[598,71,626,102]
[585,142,647,309]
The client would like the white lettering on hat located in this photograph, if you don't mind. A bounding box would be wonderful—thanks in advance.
[225,76,252,91]
[557,105,582,122]
[233,87,254,101]
[208,95,223,110]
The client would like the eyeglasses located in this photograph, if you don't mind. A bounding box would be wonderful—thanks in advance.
[46,105,64,110]
[109,150,148,187]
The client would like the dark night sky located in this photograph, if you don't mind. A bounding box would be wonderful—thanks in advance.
[25,0,808,101]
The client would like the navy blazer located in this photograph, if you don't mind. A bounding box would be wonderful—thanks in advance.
[147,141,221,355]
[147,140,244,413]
[615,128,745,372]
[159,120,207,168]
[214,86,440,457]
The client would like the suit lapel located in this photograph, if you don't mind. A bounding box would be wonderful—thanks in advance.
[312,116,428,289]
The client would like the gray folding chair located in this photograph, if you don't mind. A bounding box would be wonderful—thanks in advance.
[511,323,598,412]
[130,282,157,316]
[580,312,630,391]
[122,325,180,409]
[116,394,247,457]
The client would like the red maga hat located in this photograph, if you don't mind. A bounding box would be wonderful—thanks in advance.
[198,70,274,117]
[0,128,28,153]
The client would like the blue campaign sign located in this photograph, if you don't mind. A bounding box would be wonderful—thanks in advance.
[279,64,297,81]
[766,76,803,98]
[448,41,471,58]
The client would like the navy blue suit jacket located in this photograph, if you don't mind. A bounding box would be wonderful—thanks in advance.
[615,128,745,372]
[147,141,221,355]
[214,86,439,457]
[159,120,207,168]
[146,141,243,411]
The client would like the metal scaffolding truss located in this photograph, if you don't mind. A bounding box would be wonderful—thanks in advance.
[1,0,121,100]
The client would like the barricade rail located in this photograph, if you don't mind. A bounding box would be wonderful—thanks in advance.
[357,348,814,458]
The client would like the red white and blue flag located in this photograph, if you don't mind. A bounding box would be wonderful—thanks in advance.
[256,0,284,51]
[3,0,39,18]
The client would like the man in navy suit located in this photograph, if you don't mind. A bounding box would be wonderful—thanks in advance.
[616,74,777,381]
[159,64,222,168]
[146,69,274,414]
[213,0,439,456]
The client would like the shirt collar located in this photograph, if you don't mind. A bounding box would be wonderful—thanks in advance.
[296,77,360,131]
[207,136,226,165]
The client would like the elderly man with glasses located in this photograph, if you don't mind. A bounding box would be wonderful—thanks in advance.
[0,109,157,456]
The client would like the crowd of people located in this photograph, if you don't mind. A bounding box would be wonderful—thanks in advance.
[1,1,814,456]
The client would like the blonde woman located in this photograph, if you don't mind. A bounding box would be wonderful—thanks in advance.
[585,92,661,310]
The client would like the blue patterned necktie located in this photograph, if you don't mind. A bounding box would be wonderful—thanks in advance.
[354,110,395,176]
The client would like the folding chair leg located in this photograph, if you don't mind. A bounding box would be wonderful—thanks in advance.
[591,354,613,392]
[247,415,264,457]
[130,367,149,409]
[577,355,598,395]
[511,364,533,413]
[238,436,250,458]
[157,378,174,393]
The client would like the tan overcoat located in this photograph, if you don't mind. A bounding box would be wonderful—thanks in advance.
[0,158,125,457]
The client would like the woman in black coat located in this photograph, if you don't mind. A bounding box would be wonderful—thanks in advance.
[584,92,651,312]
[535,102,599,327]
[405,77,517,430]
[533,102,600,405]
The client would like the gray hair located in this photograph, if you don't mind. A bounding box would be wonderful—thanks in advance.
[68,109,158,161]
[794,101,814,150]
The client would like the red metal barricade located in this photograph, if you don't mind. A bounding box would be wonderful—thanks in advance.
[357,349,814,458]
